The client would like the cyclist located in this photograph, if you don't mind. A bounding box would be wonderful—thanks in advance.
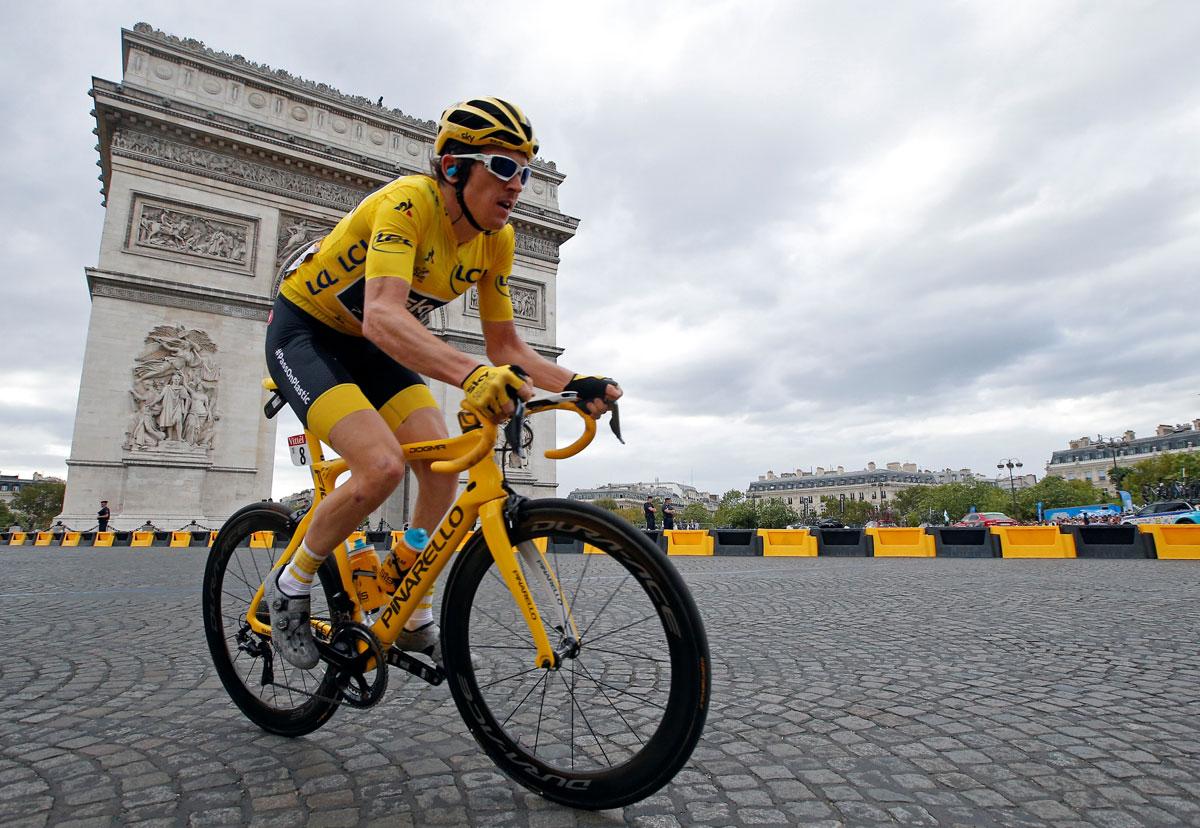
[263,97,621,669]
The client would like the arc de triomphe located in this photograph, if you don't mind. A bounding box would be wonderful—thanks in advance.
[58,24,577,529]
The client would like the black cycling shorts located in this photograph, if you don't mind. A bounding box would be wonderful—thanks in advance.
[265,295,436,444]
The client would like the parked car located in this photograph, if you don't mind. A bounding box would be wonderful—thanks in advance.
[1120,500,1200,525]
[953,512,1018,528]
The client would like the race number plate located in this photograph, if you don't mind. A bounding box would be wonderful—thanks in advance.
[288,434,309,467]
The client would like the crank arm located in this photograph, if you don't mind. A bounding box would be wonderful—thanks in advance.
[386,649,445,686]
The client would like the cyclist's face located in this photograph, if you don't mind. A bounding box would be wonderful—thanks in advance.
[463,147,528,230]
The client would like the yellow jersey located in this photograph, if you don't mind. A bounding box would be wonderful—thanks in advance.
[279,175,515,335]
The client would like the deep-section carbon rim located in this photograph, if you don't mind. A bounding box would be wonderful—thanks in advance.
[441,499,710,809]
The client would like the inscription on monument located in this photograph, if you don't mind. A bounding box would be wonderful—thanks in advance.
[124,325,221,455]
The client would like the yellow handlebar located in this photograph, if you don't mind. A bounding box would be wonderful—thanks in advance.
[545,403,597,459]
[428,399,599,474]
[429,415,497,475]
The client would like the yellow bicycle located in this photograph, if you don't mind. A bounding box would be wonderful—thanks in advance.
[202,389,710,810]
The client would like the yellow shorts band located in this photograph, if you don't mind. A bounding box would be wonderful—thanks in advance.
[306,382,439,444]
[379,384,438,432]
[307,384,373,445]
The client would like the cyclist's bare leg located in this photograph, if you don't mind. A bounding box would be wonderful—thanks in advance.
[390,406,456,639]
[304,408,405,555]
[393,406,457,532]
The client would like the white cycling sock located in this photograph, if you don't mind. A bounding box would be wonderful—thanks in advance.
[278,540,323,597]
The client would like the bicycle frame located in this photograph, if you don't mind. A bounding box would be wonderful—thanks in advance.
[246,397,593,670]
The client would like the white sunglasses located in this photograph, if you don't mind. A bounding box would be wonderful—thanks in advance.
[450,153,532,185]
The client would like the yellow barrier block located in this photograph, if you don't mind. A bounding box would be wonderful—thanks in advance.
[758,528,817,557]
[583,542,606,555]
[62,532,82,547]
[1138,524,1200,560]
[169,531,192,548]
[94,532,115,547]
[208,531,219,547]
[8,532,27,546]
[34,532,55,547]
[867,527,936,557]
[131,531,155,547]
[991,525,1076,558]
[665,530,714,556]
[249,531,274,549]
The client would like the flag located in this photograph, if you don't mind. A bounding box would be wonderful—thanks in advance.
[943,509,949,523]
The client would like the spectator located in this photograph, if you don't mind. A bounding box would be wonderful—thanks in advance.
[97,500,111,532]
[662,497,676,531]
[643,496,656,530]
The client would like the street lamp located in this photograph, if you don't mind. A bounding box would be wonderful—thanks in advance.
[997,458,1023,515]
[1095,435,1122,493]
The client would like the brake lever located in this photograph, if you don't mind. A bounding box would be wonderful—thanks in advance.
[608,400,625,444]
[505,398,527,459]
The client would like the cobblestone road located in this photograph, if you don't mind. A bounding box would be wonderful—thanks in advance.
[1,549,1198,827]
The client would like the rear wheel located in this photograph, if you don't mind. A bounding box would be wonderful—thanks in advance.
[441,498,710,810]
[201,502,347,736]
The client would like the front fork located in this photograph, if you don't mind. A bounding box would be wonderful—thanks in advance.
[478,499,581,669]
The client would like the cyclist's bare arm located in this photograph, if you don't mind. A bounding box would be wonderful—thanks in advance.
[363,277,482,386]
[482,319,623,416]
[482,319,573,390]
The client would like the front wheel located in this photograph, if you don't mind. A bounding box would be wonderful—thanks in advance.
[440,499,710,810]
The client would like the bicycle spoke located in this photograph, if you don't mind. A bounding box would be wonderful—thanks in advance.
[583,613,660,647]
[557,668,614,767]
[578,572,634,643]
[499,668,552,729]
[579,644,670,665]
[576,658,654,742]
[479,663,548,691]
[571,668,670,712]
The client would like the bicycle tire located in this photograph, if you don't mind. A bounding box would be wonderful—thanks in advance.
[201,501,345,737]
[440,498,710,810]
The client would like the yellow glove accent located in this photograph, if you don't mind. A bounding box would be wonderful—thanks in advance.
[460,364,528,421]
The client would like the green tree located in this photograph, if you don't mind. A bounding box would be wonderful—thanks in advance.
[10,481,66,530]
[614,506,644,527]
[593,498,619,512]
[1015,476,1109,519]
[713,491,760,527]
[816,495,869,526]
[1122,454,1200,502]
[757,499,799,529]
[680,503,711,528]
[0,498,16,530]
[1107,464,1136,493]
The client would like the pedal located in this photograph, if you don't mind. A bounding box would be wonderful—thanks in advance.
[387,648,445,686]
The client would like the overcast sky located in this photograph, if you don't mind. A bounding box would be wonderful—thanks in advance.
[2,1,1198,504]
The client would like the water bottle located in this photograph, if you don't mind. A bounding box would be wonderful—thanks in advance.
[380,527,429,593]
[346,535,386,611]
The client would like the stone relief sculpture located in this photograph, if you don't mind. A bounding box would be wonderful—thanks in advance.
[123,325,221,453]
[113,131,366,211]
[468,281,541,324]
[276,215,331,266]
[495,420,535,471]
[136,204,249,264]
